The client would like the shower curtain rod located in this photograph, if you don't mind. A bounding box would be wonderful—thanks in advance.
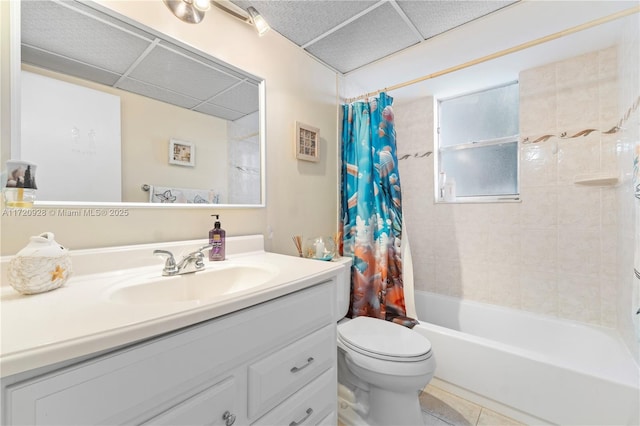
[345,5,640,104]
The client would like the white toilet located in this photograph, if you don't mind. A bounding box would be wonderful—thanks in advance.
[335,236,436,426]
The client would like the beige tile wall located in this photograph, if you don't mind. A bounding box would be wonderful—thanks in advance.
[396,46,626,329]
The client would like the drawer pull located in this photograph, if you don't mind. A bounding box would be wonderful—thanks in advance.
[289,408,313,426]
[222,410,236,426]
[290,357,314,373]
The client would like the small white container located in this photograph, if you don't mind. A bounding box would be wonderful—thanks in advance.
[8,232,72,295]
[443,179,456,202]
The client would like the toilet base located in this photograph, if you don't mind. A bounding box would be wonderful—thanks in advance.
[338,382,425,426]
[365,385,424,426]
[338,384,424,426]
[337,348,433,426]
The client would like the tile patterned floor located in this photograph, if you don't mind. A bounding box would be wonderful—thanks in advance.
[420,385,524,426]
[338,383,525,426]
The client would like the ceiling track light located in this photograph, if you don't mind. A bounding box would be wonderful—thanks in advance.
[212,1,271,36]
[246,6,270,37]
[163,0,205,24]
[163,0,271,36]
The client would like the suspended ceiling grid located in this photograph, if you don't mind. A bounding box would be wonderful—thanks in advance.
[20,0,260,122]
[230,0,517,73]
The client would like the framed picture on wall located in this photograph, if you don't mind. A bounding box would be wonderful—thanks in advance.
[169,138,195,167]
[295,122,320,162]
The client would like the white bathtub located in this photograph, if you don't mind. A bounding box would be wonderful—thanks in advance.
[413,291,640,425]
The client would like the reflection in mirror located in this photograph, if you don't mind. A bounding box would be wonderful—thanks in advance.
[15,0,264,206]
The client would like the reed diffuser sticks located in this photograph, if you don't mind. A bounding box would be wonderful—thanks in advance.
[333,231,342,256]
[292,235,303,257]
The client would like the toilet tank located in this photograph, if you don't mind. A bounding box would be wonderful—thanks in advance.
[334,257,352,321]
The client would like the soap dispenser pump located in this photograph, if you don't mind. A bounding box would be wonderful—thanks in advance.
[209,214,226,261]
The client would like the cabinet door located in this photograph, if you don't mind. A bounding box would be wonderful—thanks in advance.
[143,376,238,426]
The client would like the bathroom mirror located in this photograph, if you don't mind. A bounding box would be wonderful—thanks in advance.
[8,0,265,207]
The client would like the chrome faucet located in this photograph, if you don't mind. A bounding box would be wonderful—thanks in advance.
[153,244,212,276]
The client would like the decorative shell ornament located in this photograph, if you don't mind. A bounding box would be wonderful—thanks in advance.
[8,232,72,295]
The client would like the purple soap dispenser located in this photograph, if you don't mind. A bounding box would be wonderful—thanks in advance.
[209,214,226,261]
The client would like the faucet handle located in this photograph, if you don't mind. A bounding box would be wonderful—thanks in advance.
[153,249,179,275]
[193,244,214,263]
[193,251,206,269]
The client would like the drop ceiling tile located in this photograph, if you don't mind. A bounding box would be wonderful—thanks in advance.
[127,45,242,101]
[209,82,260,114]
[22,45,121,87]
[157,40,261,84]
[305,2,420,73]
[397,1,516,40]
[21,0,153,75]
[117,77,201,110]
[231,0,378,45]
[194,104,246,121]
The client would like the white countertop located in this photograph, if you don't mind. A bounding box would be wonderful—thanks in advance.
[0,236,349,378]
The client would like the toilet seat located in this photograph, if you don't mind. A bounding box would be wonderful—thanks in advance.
[338,316,432,362]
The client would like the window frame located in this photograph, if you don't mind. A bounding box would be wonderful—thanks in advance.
[435,81,521,203]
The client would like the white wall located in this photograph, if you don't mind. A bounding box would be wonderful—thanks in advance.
[1,1,339,256]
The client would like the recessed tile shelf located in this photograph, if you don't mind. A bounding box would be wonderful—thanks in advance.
[574,173,620,187]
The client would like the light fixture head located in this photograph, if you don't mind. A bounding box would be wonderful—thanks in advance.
[168,0,271,36]
[247,6,270,36]
[163,0,205,24]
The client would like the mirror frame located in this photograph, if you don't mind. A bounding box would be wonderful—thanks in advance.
[7,0,266,209]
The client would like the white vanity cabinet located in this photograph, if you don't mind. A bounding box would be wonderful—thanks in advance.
[3,280,337,425]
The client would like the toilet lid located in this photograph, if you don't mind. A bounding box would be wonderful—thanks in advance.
[338,316,432,361]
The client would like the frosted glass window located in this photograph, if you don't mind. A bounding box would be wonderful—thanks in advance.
[437,82,519,200]
[440,83,519,147]
[440,142,518,197]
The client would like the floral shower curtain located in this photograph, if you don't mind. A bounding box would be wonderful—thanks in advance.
[341,92,417,328]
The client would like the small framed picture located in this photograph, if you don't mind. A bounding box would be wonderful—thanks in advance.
[295,122,320,162]
[169,138,195,167]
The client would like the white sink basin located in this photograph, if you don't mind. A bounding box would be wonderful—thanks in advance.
[108,264,279,304]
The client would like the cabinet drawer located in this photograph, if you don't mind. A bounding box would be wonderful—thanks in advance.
[143,376,237,426]
[248,324,336,419]
[251,368,336,426]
